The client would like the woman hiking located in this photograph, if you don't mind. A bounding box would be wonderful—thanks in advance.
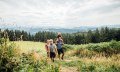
[56,33,64,60]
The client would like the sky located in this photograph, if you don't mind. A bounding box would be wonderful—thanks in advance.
[0,0,120,28]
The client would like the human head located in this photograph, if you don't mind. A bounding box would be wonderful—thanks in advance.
[58,32,61,35]
[49,39,53,45]
[58,36,62,40]
[57,32,62,38]
[46,39,50,44]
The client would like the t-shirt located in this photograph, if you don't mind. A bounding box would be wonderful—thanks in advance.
[56,39,63,49]
[49,44,56,52]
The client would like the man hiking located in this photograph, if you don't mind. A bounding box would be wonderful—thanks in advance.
[49,39,57,62]
[56,35,64,60]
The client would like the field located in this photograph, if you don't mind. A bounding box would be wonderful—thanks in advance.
[0,40,120,72]
[13,41,120,72]
[13,41,46,55]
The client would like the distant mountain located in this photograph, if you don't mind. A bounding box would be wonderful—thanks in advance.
[0,24,120,34]
[0,25,98,34]
[102,24,120,28]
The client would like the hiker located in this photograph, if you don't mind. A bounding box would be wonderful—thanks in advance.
[56,34,64,60]
[57,32,63,39]
[45,39,50,57]
[48,39,57,62]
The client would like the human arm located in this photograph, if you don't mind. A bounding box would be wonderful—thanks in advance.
[47,45,50,57]
[61,39,64,45]
[54,45,58,55]
[45,44,48,52]
[55,39,58,45]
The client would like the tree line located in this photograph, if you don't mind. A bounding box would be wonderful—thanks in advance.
[0,27,120,44]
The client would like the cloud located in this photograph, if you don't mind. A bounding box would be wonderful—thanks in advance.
[0,0,120,28]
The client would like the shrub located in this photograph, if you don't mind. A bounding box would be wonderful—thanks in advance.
[74,48,96,58]
[77,63,96,72]
[0,38,60,72]
[109,40,120,54]
[85,40,120,56]
[87,44,102,52]
[105,65,120,72]
[62,44,74,52]
[0,38,18,72]
[63,60,82,67]
[0,38,5,44]
[16,52,60,72]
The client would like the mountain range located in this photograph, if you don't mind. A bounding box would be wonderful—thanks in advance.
[0,24,120,34]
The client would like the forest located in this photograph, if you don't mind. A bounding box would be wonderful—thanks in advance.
[0,27,120,44]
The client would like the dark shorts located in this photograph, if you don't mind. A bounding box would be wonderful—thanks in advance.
[57,48,64,55]
[50,52,56,58]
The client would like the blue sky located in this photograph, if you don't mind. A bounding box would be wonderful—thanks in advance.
[0,0,120,28]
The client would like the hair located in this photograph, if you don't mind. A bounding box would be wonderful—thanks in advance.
[47,39,50,43]
[49,39,53,42]
[57,32,62,38]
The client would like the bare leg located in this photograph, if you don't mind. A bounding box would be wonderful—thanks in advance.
[51,58,54,62]
[61,53,64,60]
[58,54,60,60]
[53,58,54,62]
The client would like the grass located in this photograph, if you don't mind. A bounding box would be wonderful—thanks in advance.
[1,40,119,72]
[12,41,46,55]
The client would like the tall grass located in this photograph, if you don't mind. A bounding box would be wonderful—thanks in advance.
[62,59,120,72]
[1,38,120,72]
[0,38,60,72]
[0,38,19,72]
[64,40,120,57]
[62,40,120,72]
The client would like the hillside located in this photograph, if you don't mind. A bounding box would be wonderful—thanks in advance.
[10,41,120,72]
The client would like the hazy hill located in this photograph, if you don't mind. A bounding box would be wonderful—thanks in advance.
[0,24,120,34]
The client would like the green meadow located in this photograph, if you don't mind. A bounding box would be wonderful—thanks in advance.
[0,39,120,72]
[13,41,45,55]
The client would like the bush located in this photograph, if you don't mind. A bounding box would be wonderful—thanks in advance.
[80,63,96,72]
[63,60,82,67]
[62,44,74,52]
[85,40,120,56]
[0,38,60,72]
[74,48,96,58]
[109,40,120,54]
[87,44,103,52]
[0,38,18,72]
[0,38,5,44]
[17,52,60,72]
[105,65,120,72]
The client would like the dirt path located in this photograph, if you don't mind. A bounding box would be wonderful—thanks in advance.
[60,67,78,72]
[60,59,79,72]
